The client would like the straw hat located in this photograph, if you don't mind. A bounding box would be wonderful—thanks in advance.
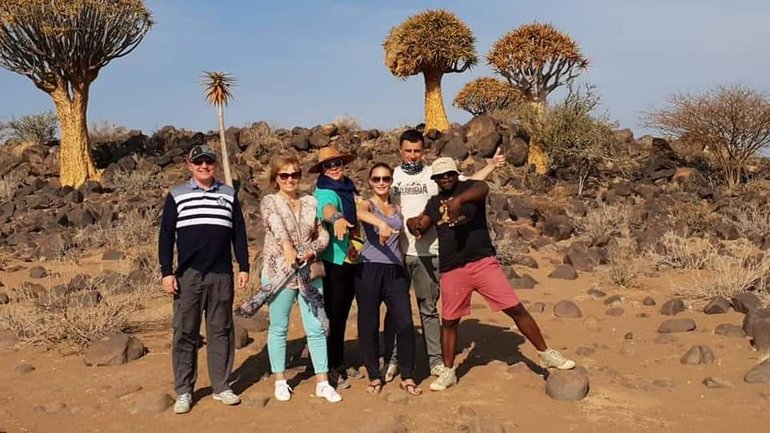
[308,147,355,174]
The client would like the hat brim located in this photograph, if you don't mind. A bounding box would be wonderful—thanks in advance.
[308,153,355,174]
[430,170,459,179]
[190,153,217,162]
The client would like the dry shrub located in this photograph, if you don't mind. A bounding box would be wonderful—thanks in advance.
[726,202,770,237]
[332,115,361,134]
[645,231,717,270]
[573,203,631,239]
[111,167,159,193]
[89,120,130,143]
[607,237,640,288]
[678,244,770,301]
[70,206,160,252]
[665,200,717,236]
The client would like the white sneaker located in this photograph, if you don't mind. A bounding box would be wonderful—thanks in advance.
[430,364,447,377]
[429,366,457,391]
[212,389,241,405]
[173,392,192,414]
[537,348,576,370]
[316,381,342,403]
[274,380,292,402]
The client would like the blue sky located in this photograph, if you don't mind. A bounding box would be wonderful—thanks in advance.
[1,0,769,136]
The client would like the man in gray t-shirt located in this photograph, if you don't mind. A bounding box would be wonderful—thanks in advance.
[387,129,503,379]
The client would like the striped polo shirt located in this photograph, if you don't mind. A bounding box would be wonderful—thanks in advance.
[158,178,249,277]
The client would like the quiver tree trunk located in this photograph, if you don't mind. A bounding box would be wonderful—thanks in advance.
[423,69,450,132]
[51,86,100,188]
[217,104,233,186]
[527,99,550,175]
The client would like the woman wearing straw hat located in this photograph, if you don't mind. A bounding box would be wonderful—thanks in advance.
[310,147,364,389]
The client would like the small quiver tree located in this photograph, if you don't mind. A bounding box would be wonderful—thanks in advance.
[200,71,236,187]
[487,22,588,174]
[384,9,477,132]
[453,77,520,116]
[0,0,153,187]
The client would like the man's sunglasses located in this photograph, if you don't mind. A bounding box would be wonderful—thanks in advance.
[192,158,216,166]
[278,171,302,181]
[370,176,392,184]
[431,171,458,180]
[322,159,345,170]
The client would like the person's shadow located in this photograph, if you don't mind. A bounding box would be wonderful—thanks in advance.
[454,319,547,380]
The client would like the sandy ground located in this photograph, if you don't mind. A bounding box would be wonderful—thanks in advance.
[1,251,769,433]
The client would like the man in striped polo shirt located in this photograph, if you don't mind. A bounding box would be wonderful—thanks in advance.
[158,144,250,414]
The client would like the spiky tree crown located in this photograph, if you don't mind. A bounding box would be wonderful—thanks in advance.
[0,0,153,93]
[453,77,520,116]
[487,22,587,100]
[200,71,236,107]
[383,9,477,77]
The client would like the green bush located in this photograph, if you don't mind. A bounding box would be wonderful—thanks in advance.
[2,111,58,145]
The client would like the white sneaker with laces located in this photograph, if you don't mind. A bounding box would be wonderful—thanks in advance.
[173,392,192,414]
[429,366,457,391]
[537,348,576,370]
[212,389,241,405]
[316,381,342,403]
[274,380,292,402]
[430,364,447,377]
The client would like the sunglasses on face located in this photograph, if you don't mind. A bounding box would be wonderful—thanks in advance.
[322,159,345,170]
[192,158,216,166]
[370,176,392,184]
[431,171,458,181]
[278,171,302,181]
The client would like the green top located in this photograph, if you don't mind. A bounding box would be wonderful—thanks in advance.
[314,188,349,265]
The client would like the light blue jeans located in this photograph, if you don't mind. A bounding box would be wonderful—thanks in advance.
[264,277,328,375]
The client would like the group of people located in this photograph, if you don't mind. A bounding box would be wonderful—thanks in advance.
[158,130,576,414]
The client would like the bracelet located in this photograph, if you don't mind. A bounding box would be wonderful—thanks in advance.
[330,211,344,223]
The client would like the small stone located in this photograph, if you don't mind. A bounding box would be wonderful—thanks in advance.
[586,288,607,298]
[657,319,696,333]
[548,264,578,280]
[642,296,656,306]
[703,296,731,314]
[603,295,623,306]
[680,345,715,365]
[84,333,146,366]
[605,307,625,317]
[731,292,760,314]
[234,324,250,349]
[128,391,173,414]
[28,266,48,279]
[624,332,634,340]
[510,274,538,290]
[0,292,9,304]
[14,364,35,375]
[545,366,590,401]
[702,377,734,389]
[512,255,539,269]
[528,302,545,313]
[242,392,270,408]
[652,378,675,388]
[753,318,770,360]
[713,323,746,338]
[660,298,685,316]
[744,359,770,384]
[553,300,582,318]
[743,308,770,338]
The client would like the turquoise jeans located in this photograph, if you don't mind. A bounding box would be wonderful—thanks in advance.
[264,277,328,375]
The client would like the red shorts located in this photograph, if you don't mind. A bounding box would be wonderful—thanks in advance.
[439,256,521,320]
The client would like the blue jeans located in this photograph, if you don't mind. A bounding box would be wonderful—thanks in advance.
[265,278,328,375]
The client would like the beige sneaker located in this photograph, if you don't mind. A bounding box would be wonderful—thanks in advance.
[173,393,192,414]
[537,348,576,370]
[429,366,457,391]
[384,362,399,383]
[212,389,241,405]
[430,364,447,377]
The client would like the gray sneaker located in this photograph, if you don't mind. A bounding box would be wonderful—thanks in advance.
[429,366,457,391]
[330,370,351,389]
[173,392,192,414]
[212,389,241,405]
[345,366,364,380]
[537,348,576,370]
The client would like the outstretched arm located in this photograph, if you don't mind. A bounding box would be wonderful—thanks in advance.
[445,181,489,221]
[357,200,396,245]
[406,214,434,239]
[469,147,505,181]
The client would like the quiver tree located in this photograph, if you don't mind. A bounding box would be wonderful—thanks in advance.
[0,0,152,187]
[488,22,588,174]
[384,9,477,131]
[200,71,236,187]
[453,77,520,116]
[645,84,770,188]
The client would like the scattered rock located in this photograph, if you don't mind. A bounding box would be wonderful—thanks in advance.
[14,363,35,375]
[545,366,590,401]
[660,298,685,316]
[234,324,250,349]
[603,295,623,306]
[510,274,538,290]
[743,308,770,339]
[563,242,596,272]
[358,415,408,433]
[128,391,174,414]
[553,300,582,318]
[69,290,102,307]
[512,255,538,269]
[28,266,48,279]
[703,377,734,389]
[84,333,146,366]
[530,237,555,251]
[543,215,574,241]
[642,296,657,306]
[605,307,625,317]
[548,264,578,280]
[242,392,270,408]
[0,292,9,304]
[657,319,696,333]
[752,318,770,360]
[528,302,545,313]
[703,296,731,315]
[714,324,746,338]
[744,359,770,384]
[624,332,634,340]
[680,345,715,365]
[731,292,760,314]
[586,287,607,298]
